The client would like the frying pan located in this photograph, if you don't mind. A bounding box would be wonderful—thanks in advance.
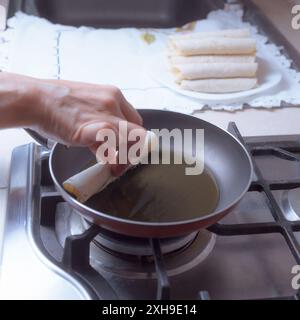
[27,109,253,238]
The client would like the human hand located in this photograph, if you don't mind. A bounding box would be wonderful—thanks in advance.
[0,73,145,175]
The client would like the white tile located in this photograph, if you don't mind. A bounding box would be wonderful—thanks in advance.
[0,129,34,188]
[194,107,300,137]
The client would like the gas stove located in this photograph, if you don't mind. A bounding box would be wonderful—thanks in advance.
[0,123,300,300]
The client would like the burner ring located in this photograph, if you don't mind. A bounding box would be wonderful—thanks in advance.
[94,229,197,256]
[90,229,216,279]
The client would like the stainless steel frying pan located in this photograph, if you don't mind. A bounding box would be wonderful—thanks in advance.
[26,109,253,238]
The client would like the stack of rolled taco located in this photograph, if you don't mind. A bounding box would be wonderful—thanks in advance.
[168,29,258,93]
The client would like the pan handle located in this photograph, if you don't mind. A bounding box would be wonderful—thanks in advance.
[24,128,54,149]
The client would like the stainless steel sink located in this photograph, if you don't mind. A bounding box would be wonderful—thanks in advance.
[29,0,223,28]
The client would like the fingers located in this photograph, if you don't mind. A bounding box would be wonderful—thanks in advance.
[104,85,143,126]
[76,120,120,147]
[87,119,146,177]
[119,98,143,126]
[79,118,148,177]
[110,162,129,177]
[82,115,145,147]
[110,124,147,176]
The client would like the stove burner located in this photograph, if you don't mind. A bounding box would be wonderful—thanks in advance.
[82,219,197,256]
[55,203,216,278]
[89,229,215,279]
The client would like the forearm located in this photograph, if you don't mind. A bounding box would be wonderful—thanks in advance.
[0,72,44,129]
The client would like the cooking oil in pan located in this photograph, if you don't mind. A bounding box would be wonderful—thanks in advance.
[86,151,219,222]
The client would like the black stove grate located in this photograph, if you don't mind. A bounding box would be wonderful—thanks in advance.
[206,122,300,300]
[54,122,300,300]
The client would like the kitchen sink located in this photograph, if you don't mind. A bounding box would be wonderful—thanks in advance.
[32,0,224,28]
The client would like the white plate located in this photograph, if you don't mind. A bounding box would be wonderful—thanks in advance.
[148,54,282,102]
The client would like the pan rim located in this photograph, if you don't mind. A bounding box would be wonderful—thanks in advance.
[49,109,253,227]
